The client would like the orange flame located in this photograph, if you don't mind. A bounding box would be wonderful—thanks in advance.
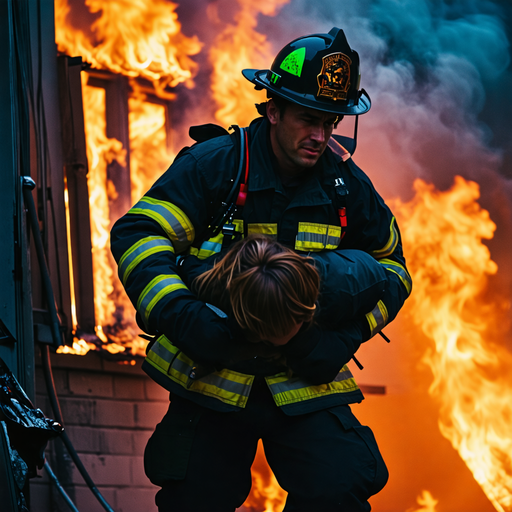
[128,84,175,202]
[57,338,97,356]
[407,490,439,512]
[208,0,290,126]
[240,441,287,511]
[396,176,512,512]
[81,80,126,334]
[54,0,192,357]
[55,0,201,96]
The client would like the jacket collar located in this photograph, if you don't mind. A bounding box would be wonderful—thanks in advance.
[246,117,337,207]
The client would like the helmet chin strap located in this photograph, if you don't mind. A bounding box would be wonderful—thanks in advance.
[353,114,359,155]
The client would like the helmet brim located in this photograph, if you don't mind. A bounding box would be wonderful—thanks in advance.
[242,68,371,116]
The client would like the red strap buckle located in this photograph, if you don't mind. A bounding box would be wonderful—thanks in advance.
[235,130,250,207]
[338,207,347,227]
[236,183,248,206]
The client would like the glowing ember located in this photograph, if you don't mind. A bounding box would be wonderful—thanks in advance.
[57,338,96,356]
[396,176,512,512]
[408,490,438,512]
[54,0,201,95]
[208,0,289,126]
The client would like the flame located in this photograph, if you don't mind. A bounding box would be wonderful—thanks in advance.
[57,338,97,356]
[63,177,78,331]
[407,491,439,512]
[240,441,287,512]
[208,0,289,126]
[54,0,201,96]
[81,79,127,334]
[54,0,190,357]
[128,84,175,201]
[396,176,512,512]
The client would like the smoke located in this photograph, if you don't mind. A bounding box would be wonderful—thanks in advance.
[261,0,512,321]
[171,0,512,319]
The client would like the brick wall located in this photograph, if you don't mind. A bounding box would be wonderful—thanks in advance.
[30,351,169,512]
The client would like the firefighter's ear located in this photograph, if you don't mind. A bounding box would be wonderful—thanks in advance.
[266,99,280,125]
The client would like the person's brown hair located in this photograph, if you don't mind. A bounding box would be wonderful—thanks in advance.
[193,235,319,340]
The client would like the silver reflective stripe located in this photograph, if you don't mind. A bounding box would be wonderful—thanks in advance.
[333,367,354,381]
[128,197,194,253]
[150,338,175,361]
[369,303,386,331]
[296,231,340,248]
[379,259,412,294]
[267,370,354,395]
[148,337,252,402]
[191,370,252,397]
[138,274,187,322]
[200,240,222,254]
[119,237,174,285]
[372,218,399,259]
[134,200,188,243]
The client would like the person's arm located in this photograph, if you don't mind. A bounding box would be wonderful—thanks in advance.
[110,141,258,368]
[340,158,412,339]
[279,159,413,383]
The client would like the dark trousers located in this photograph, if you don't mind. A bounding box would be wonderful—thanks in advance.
[144,379,388,512]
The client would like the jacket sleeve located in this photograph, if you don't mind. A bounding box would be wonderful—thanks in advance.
[110,142,248,367]
[281,157,413,383]
[341,158,413,339]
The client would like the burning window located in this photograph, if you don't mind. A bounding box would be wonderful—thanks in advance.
[52,0,279,358]
[54,0,201,357]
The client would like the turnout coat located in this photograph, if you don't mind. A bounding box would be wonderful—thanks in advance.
[110,116,412,415]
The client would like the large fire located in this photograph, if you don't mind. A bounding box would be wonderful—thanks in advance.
[208,0,289,127]
[54,0,512,510]
[395,177,512,512]
[54,0,201,94]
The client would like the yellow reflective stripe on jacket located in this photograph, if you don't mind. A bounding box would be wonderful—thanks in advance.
[295,222,341,251]
[378,258,412,294]
[189,220,244,260]
[365,300,389,337]
[128,197,195,253]
[248,223,278,237]
[265,365,359,407]
[118,236,174,286]
[145,335,254,407]
[137,274,188,324]
[371,217,399,259]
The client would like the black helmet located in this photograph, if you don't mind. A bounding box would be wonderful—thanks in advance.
[242,27,370,116]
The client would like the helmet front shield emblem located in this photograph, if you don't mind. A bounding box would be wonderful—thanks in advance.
[317,53,352,102]
[242,27,371,116]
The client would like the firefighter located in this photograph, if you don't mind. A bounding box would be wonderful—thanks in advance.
[111,27,412,512]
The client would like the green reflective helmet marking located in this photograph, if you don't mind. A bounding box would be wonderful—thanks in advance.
[269,70,281,85]
[279,47,306,77]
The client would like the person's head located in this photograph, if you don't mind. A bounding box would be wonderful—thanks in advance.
[193,235,320,345]
[266,98,339,173]
[243,27,371,173]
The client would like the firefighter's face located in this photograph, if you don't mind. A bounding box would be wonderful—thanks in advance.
[267,100,337,174]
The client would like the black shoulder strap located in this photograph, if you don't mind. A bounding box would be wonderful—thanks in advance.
[189,123,230,143]
[191,126,248,247]
[174,123,231,161]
